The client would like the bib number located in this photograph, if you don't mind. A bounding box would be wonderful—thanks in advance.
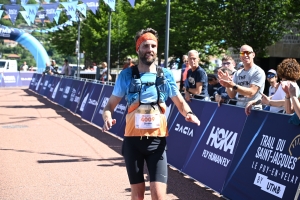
[135,114,160,129]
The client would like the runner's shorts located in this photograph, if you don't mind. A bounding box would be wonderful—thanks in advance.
[122,137,168,184]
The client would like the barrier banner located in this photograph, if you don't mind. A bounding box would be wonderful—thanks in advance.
[42,75,55,97]
[38,75,51,96]
[64,79,81,110]
[76,81,94,116]
[166,100,205,170]
[181,104,247,193]
[81,83,104,122]
[0,72,21,87]
[52,77,69,103]
[28,73,37,90]
[92,86,112,128]
[33,74,43,92]
[222,111,300,200]
[47,76,62,101]
[37,75,48,94]
[92,85,125,135]
[69,80,85,113]
[20,72,35,87]
[58,78,74,107]
[0,73,4,87]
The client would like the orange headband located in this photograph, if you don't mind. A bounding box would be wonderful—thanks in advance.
[136,32,158,51]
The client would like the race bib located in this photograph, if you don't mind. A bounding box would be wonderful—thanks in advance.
[135,113,160,129]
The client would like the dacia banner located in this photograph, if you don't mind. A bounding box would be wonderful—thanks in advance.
[167,99,207,171]
[69,80,85,113]
[91,85,127,136]
[182,103,247,193]
[0,72,21,87]
[33,74,42,92]
[47,76,62,101]
[20,72,34,87]
[36,75,47,94]
[58,78,74,107]
[76,82,94,116]
[42,76,55,97]
[52,77,69,103]
[28,73,37,90]
[222,111,300,200]
[38,75,52,96]
[64,79,83,111]
[81,83,104,122]
[92,86,113,130]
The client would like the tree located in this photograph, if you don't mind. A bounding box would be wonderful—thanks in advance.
[210,0,300,56]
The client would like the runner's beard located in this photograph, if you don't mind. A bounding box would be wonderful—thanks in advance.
[140,53,156,66]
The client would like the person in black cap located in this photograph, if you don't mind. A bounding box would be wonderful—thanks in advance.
[207,74,221,101]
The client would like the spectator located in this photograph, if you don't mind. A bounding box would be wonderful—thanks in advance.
[218,44,265,111]
[180,55,189,91]
[61,59,71,76]
[92,62,97,71]
[207,74,221,101]
[43,62,54,75]
[236,62,244,70]
[221,56,236,74]
[182,58,190,87]
[215,67,237,106]
[123,56,134,70]
[21,61,28,71]
[267,69,279,96]
[100,62,108,82]
[280,59,300,114]
[181,55,188,72]
[184,50,210,101]
[256,59,300,115]
[260,69,284,113]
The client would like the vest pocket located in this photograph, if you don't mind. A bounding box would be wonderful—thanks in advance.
[129,79,141,93]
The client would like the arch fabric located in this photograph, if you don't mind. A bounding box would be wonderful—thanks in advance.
[0,25,49,73]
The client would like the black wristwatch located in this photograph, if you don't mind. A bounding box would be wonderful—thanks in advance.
[186,111,194,116]
[233,85,238,90]
[253,99,262,105]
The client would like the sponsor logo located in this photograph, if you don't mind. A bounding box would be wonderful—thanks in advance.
[86,2,99,7]
[4,76,16,83]
[64,86,70,94]
[254,173,286,198]
[289,134,300,160]
[174,123,193,137]
[206,126,237,154]
[21,77,32,81]
[114,103,126,114]
[88,98,98,106]
[99,97,109,114]
[70,88,76,102]
[46,8,55,15]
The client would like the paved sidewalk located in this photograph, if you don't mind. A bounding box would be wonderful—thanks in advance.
[0,88,224,200]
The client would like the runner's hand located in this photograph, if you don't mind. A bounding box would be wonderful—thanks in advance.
[103,118,116,131]
[185,114,200,126]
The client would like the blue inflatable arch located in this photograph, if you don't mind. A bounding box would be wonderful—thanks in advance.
[0,25,49,73]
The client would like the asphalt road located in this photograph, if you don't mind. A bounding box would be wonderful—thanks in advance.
[0,88,225,200]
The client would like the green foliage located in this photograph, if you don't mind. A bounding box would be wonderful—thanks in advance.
[0,0,300,69]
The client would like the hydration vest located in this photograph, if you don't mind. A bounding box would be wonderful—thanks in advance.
[128,65,168,110]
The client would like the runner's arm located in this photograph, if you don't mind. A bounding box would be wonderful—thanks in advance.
[103,95,122,121]
[102,95,123,131]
